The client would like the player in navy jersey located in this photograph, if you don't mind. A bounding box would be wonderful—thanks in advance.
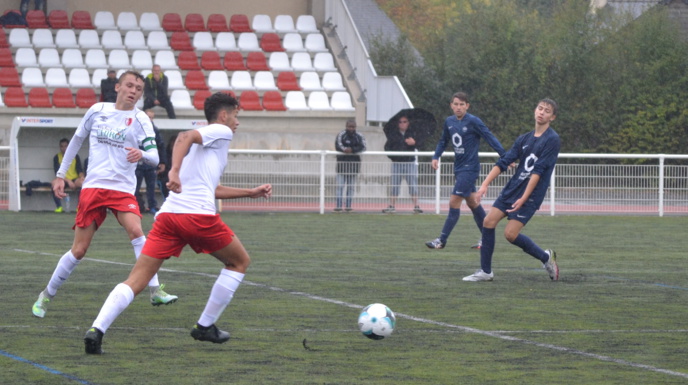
[463,98,561,282]
[425,92,506,250]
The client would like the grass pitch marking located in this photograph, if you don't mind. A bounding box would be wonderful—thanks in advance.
[12,248,688,380]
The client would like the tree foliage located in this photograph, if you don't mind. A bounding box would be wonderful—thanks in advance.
[371,0,688,155]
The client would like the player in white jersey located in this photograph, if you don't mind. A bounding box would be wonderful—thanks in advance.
[32,71,178,319]
[83,92,272,354]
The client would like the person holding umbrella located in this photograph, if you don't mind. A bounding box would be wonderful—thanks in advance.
[382,113,424,213]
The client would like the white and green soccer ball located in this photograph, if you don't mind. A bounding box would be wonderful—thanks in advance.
[357,303,396,340]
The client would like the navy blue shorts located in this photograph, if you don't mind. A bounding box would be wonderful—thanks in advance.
[491,197,539,225]
[451,172,478,198]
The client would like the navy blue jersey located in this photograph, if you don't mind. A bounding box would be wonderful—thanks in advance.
[433,113,505,174]
[495,127,560,208]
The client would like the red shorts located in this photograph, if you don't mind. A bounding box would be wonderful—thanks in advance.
[74,188,141,229]
[142,213,235,259]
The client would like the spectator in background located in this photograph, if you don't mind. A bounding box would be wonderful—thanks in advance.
[20,0,44,18]
[143,65,176,119]
[135,109,166,214]
[382,114,423,214]
[158,134,177,199]
[100,70,118,103]
[334,119,366,212]
[52,138,85,213]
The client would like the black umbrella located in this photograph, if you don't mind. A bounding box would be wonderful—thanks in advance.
[383,108,437,149]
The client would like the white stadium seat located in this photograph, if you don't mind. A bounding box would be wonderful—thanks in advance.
[274,15,296,33]
[154,50,178,70]
[208,70,231,90]
[321,72,346,91]
[291,52,314,72]
[78,30,102,49]
[253,71,278,91]
[139,12,162,31]
[308,91,332,111]
[330,91,356,111]
[38,48,61,68]
[131,50,153,70]
[85,49,108,69]
[252,14,274,33]
[108,49,132,69]
[124,30,147,50]
[282,33,306,52]
[69,68,92,88]
[92,68,108,87]
[285,91,309,111]
[21,67,46,87]
[62,49,86,69]
[32,29,55,48]
[299,71,322,91]
[55,29,79,49]
[9,29,32,48]
[237,33,260,52]
[170,90,194,109]
[164,70,185,90]
[147,31,170,50]
[230,71,254,90]
[215,32,236,51]
[94,11,117,30]
[45,67,70,88]
[268,52,292,71]
[313,53,337,72]
[192,32,215,51]
[101,30,125,49]
[305,33,328,52]
[296,15,318,33]
[117,11,139,30]
[15,48,38,67]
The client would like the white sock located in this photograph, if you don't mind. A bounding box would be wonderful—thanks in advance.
[46,251,81,297]
[131,236,160,288]
[197,269,245,327]
[92,283,135,333]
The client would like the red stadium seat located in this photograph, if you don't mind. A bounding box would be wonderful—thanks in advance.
[177,50,200,70]
[262,90,287,111]
[276,71,301,91]
[239,90,263,111]
[75,88,97,108]
[246,52,270,71]
[48,10,70,29]
[0,67,22,87]
[0,48,14,67]
[4,87,28,107]
[229,14,252,33]
[201,51,223,70]
[260,33,284,52]
[207,14,229,33]
[71,10,95,29]
[28,88,52,108]
[26,10,49,28]
[193,90,212,110]
[170,31,193,51]
[223,52,246,71]
[162,13,184,32]
[0,29,8,48]
[3,10,26,28]
[53,88,76,108]
[184,70,208,90]
[184,13,206,32]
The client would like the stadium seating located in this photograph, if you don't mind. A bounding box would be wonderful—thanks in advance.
[45,68,70,88]
[285,91,309,111]
[117,12,139,30]
[177,51,200,70]
[84,49,108,69]
[208,14,230,32]
[321,72,346,91]
[215,32,237,51]
[165,70,185,89]
[201,51,223,70]
[170,32,193,51]
[330,91,356,111]
[53,88,77,108]
[291,52,314,72]
[192,90,212,109]
[71,11,95,29]
[239,90,263,111]
[132,50,153,70]
[9,29,32,48]
[246,52,270,71]
[192,32,215,51]
[230,71,253,90]
[78,30,101,49]
[308,91,332,111]
[252,14,273,33]
[185,13,206,32]
[260,33,285,52]
[55,29,79,49]
[32,29,55,48]
[108,49,131,69]
[4,87,28,107]
[276,71,301,91]
[139,12,162,31]
[0,30,8,48]
[69,68,92,88]
[26,10,49,29]
[38,48,61,68]
[0,92,4,107]
[237,33,260,52]
[185,70,209,90]
[296,15,318,33]
[91,68,108,87]
[48,10,70,29]
[62,49,86,68]
[230,14,252,32]
[162,13,184,32]
[207,71,230,90]
[299,71,322,91]
[313,53,337,72]
[147,31,170,50]
[29,88,52,108]
[223,52,246,71]
[124,31,147,50]
[0,48,14,67]
[154,50,178,70]
[101,30,125,49]
[274,15,297,33]
[305,33,328,52]
[94,11,117,30]
[15,48,38,67]
[269,52,292,71]
[262,90,287,111]
[76,88,97,108]
[170,89,193,109]
[282,33,306,52]
[0,67,22,87]
[253,71,278,91]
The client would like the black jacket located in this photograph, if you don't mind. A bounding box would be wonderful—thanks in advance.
[335,130,366,174]
[384,129,422,162]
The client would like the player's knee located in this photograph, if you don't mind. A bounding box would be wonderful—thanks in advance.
[503,230,519,243]
[70,247,87,259]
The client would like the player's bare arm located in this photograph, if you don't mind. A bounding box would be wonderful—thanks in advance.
[215,184,272,200]
[431,159,439,170]
[51,177,66,199]
[166,130,203,194]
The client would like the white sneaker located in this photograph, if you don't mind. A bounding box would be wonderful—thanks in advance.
[543,249,559,281]
[462,269,494,282]
[32,290,51,318]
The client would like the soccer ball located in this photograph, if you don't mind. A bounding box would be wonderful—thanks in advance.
[357,303,396,340]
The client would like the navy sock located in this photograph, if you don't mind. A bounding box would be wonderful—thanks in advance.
[510,234,548,263]
[470,205,486,232]
[480,228,495,274]
[440,207,460,243]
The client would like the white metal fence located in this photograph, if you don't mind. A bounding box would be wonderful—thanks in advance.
[3,148,688,215]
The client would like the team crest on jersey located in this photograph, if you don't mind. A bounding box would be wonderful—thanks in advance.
[462,126,467,132]
[125,117,133,126]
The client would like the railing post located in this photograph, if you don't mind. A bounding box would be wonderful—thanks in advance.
[435,158,441,214]
[550,165,556,216]
[659,155,665,217]
[320,151,326,214]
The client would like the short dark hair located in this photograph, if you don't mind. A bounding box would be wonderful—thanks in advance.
[539,98,558,115]
[204,92,239,122]
[59,138,69,145]
[118,70,144,84]
[452,91,469,103]
[345,118,356,128]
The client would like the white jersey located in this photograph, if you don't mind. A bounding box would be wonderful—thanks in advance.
[68,103,157,195]
[158,123,233,215]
